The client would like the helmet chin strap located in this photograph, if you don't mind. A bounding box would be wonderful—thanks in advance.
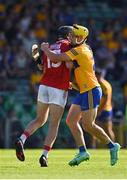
[75,37,85,45]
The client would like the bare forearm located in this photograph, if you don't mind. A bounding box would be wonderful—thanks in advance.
[44,48,70,62]
[44,48,60,61]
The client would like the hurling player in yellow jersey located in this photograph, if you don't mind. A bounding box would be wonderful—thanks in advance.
[41,24,120,166]
[96,69,115,141]
[92,69,115,149]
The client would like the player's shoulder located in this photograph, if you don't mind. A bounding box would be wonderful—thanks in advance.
[51,39,70,48]
[71,44,82,52]
[73,43,90,51]
[58,39,70,44]
[58,39,71,52]
[83,44,93,53]
[57,39,70,48]
[71,44,85,56]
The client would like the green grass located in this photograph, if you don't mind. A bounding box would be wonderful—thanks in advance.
[0,149,127,179]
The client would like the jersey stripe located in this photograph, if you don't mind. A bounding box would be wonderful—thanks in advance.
[70,48,78,56]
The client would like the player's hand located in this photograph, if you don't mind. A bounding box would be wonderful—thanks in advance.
[71,82,79,91]
[37,64,43,71]
[32,44,39,60]
[41,42,49,51]
[69,82,72,90]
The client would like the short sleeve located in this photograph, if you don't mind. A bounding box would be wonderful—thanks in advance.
[65,48,79,61]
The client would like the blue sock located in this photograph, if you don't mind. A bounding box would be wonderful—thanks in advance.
[107,142,115,149]
[79,146,86,153]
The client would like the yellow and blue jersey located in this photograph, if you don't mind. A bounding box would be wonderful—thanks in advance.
[66,44,102,111]
[66,44,100,93]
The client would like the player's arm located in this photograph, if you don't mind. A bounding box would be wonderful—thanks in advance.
[41,42,71,62]
[37,64,43,71]
[71,82,80,91]
[32,44,43,70]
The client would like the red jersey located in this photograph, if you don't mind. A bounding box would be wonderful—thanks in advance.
[40,39,71,90]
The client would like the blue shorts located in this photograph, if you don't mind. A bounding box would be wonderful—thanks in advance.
[98,110,113,122]
[72,86,102,111]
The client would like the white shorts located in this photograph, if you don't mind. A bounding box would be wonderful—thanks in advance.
[37,85,68,108]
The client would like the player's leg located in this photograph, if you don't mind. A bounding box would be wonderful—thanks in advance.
[91,119,107,149]
[102,120,115,141]
[15,85,49,161]
[82,109,112,143]
[97,111,115,141]
[91,118,100,149]
[20,102,49,142]
[15,102,49,161]
[80,87,120,166]
[82,109,120,165]
[44,104,64,149]
[91,110,115,148]
[39,87,67,167]
[66,104,90,166]
[39,104,64,167]
[91,135,97,149]
[66,104,85,148]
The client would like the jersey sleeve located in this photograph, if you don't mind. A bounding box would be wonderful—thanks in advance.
[65,47,79,61]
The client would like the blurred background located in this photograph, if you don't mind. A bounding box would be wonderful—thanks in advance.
[0,0,127,149]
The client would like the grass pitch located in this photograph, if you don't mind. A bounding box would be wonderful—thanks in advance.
[0,149,127,179]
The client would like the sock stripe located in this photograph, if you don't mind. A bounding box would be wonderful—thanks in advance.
[23,131,30,138]
[44,145,51,151]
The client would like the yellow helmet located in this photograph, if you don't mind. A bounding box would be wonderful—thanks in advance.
[72,24,89,39]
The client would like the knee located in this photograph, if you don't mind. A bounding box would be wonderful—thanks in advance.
[85,122,95,133]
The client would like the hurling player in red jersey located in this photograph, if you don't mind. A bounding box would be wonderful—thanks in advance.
[15,26,73,167]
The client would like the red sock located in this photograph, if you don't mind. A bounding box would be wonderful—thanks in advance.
[23,131,30,138]
[44,145,51,151]
[43,145,51,158]
[20,131,30,144]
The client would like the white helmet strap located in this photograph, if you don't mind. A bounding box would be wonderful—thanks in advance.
[75,37,85,45]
